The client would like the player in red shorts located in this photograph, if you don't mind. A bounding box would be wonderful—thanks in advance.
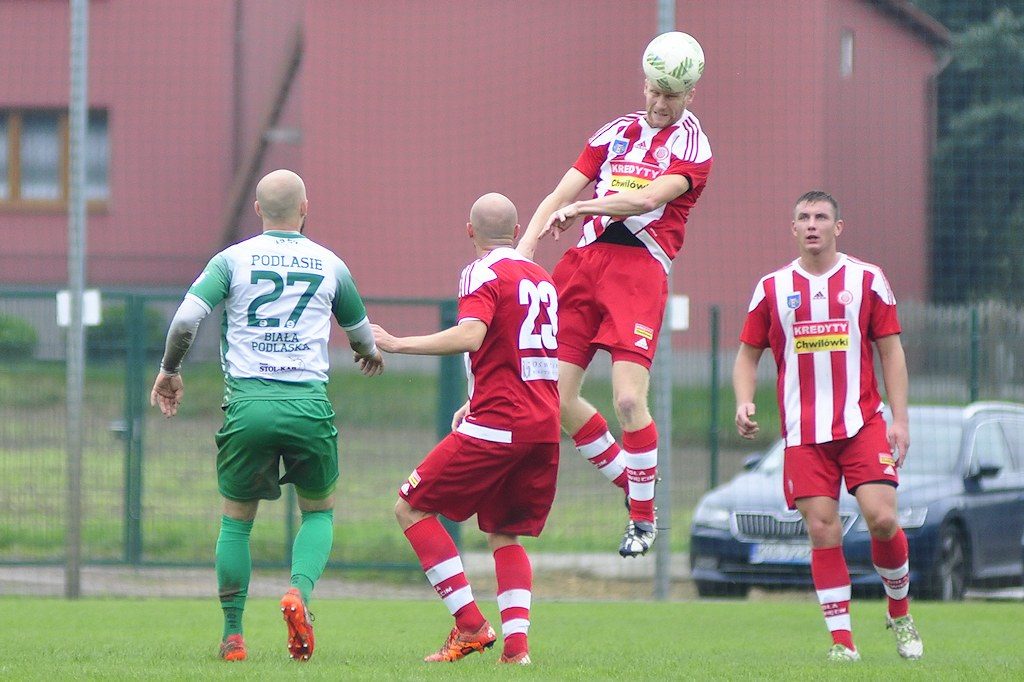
[517,32,712,557]
[372,193,559,666]
[733,191,923,662]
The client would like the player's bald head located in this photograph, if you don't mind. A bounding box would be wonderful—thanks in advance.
[256,169,307,225]
[469,192,518,243]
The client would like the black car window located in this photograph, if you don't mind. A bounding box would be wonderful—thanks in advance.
[970,420,1012,474]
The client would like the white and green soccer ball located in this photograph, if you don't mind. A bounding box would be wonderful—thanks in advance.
[642,31,705,93]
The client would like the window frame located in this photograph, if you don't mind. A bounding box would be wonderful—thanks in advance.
[0,107,108,211]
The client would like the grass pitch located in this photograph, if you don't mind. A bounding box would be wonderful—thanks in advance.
[3,597,1022,680]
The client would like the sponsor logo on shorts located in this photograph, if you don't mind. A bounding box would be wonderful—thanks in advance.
[787,293,801,309]
[878,452,896,467]
[792,319,849,354]
[611,138,629,155]
[634,323,654,340]
[407,469,421,489]
[883,465,896,476]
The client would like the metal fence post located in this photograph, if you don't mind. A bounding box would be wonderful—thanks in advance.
[436,299,462,546]
[284,485,297,567]
[708,305,720,489]
[123,295,146,564]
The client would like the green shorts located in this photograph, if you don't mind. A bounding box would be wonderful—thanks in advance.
[215,398,339,501]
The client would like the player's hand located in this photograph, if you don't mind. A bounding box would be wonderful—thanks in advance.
[150,371,184,418]
[450,400,470,432]
[541,202,580,240]
[735,402,759,439]
[888,420,910,467]
[354,348,384,377]
[371,324,402,353]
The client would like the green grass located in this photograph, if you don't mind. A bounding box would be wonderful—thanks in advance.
[2,597,1022,680]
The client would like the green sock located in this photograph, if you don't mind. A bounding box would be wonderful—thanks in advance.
[216,515,253,639]
[290,509,334,604]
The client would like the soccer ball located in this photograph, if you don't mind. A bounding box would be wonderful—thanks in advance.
[642,31,705,93]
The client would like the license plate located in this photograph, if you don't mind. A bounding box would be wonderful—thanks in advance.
[749,542,811,565]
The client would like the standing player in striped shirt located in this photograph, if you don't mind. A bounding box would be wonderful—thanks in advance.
[372,193,559,665]
[517,32,712,557]
[733,191,923,662]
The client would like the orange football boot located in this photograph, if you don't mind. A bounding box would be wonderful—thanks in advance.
[280,588,315,661]
[219,634,247,661]
[424,622,496,662]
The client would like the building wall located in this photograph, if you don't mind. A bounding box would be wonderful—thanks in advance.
[0,0,236,285]
[0,0,942,335]
[825,0,937,304]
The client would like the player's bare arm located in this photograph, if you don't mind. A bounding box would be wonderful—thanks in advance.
[150,297,207,418]
[876,333,910,466]
[372,320,487,356]
[517,168,592,257]
[546,173,691,235]
[732,342,765,439]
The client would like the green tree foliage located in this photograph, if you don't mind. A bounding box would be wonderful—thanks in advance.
[0,313,38,361]
[915,4,1024,302]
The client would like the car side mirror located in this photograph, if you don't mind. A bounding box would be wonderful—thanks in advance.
[968,459,1002,480]
[742,454,764,471]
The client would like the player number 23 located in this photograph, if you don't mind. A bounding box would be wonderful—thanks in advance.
[518,279,558,351]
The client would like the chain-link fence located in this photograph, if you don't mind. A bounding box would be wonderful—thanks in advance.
[2,1,1023,597]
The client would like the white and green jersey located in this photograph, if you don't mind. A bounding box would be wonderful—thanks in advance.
[186,230,368,398]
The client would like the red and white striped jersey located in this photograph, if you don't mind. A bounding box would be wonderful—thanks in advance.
[740,254,902,446]
[573,110,712,273]
[455,247,560,444]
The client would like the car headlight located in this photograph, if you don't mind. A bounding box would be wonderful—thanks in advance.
[692,504,731,530]
[855,506,928,532]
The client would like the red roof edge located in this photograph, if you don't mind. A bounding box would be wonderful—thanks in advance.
[862,0,951,48]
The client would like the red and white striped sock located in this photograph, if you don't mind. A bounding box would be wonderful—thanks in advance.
[872,529,910,618]
[812,545,855,650]
[404,517,485,632]
[572,413,628,491]
[493,544,532,658]
[623,422,658,523]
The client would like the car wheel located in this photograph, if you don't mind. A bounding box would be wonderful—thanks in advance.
[695,580,750,598]
[919,523,969,601]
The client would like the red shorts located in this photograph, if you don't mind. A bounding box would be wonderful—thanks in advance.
[782,412,898,509]
[399,432,559,537]
[551,243,667,370]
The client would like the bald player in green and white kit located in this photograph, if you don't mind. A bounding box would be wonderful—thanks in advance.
[151,169,384,663]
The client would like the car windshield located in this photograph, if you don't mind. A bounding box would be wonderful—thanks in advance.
[755,409,964,476]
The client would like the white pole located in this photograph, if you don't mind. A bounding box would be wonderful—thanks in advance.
[66,0,89,599]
